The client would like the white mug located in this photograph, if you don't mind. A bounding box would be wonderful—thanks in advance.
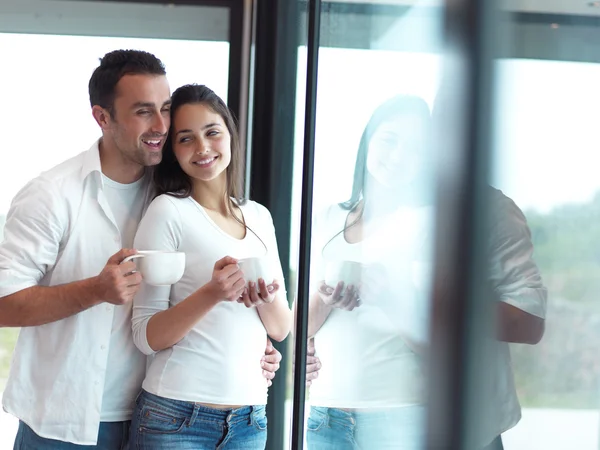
[122,250,185,286]
[324,260,364,288]
[237,256,273,286]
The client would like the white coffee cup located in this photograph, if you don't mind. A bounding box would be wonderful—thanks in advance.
[122,250,185,286]
[237,256,273,285]
[324,260,364,288]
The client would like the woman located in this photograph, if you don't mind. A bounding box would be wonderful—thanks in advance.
[130,84,291,449]
[304,95,434,449]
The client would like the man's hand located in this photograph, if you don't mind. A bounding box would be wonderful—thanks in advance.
[93,249,142,305]
[306,338,321,386]
[261,338,282,387]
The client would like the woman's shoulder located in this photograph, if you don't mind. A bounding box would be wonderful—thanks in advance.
[146,193,191,216]
[240,199,273,223]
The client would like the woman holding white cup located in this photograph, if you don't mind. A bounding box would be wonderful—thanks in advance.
[129,84,291,449]
[304,95,435,450]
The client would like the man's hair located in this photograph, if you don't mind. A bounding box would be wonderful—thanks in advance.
[88,49,166,116]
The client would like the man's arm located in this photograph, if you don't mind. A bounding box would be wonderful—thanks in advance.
[0,249,141,327]
[489,191,547,345]
[0,281,101,327]
[496,301,544,345]
[0,179,141,327]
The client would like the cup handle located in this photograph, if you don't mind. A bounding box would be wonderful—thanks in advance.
[121,254,146,264]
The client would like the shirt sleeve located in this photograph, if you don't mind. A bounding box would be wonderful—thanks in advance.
[131,195,183,356]
[256,204,287,298]
[487,193,548,319]
[0,178,65,298]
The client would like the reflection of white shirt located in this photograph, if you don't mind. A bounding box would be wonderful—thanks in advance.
[474,187,547,448]
[131,195,285,406]
[0,141,153,445]
[308,203,434,408]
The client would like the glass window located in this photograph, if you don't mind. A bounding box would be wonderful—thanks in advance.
[289,2,445,448]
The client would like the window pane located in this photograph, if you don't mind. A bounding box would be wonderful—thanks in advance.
[290,2,444,448]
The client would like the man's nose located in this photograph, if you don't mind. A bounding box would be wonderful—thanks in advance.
[151,113,168,135]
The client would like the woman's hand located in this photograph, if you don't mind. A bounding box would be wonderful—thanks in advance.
[317,280,361,311]
[238,278,280,308]
[206,256,246,302]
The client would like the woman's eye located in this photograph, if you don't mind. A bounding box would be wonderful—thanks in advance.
[178,137,191,143]
[207,130,219,137]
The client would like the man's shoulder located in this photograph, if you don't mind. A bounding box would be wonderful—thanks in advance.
[37,149,90,186]
[486,186,526,222]
[10,146,98,212]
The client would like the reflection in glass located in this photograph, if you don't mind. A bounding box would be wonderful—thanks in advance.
[471,186,548,450]
[303,95,434,449]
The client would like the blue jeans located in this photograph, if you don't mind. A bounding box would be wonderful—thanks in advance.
[13,420,130,449]
[130,390,267,449]
[306,405,425,450]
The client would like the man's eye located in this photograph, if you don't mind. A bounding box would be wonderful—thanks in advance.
[138,110,150,115]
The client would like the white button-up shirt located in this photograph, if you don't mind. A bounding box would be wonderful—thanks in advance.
[0,141,153,445]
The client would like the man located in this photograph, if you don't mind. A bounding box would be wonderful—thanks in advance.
[0,49,282,448]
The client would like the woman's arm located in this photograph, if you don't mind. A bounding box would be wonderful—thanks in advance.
[306,291,333,338]
[255,280,292,342]
[144,257,245,352]
[131,196,246,355]
[249,205,293,341]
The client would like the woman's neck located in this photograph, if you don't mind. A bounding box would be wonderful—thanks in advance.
[362,177,432,221]
[191,177,229,215]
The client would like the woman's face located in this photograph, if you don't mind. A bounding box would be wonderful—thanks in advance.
[171,102,232,185]
[365,113,428,189]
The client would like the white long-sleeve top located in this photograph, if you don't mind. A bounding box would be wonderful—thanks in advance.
[131,194,286,406]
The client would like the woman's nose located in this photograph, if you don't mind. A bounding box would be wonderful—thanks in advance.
[194,140,207,154]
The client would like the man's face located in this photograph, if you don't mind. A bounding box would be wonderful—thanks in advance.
[104,74,171,167]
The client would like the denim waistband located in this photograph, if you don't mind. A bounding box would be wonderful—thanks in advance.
[138,389,265,420]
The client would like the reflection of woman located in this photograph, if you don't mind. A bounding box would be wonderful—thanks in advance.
[129,85,291,449]
[305,95,433,449]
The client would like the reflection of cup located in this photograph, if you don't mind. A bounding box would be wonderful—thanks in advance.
[122,251,185,286]
[237,257,273,285]
[324,260,364,288]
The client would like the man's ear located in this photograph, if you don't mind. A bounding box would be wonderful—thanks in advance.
[92,105,111,130]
